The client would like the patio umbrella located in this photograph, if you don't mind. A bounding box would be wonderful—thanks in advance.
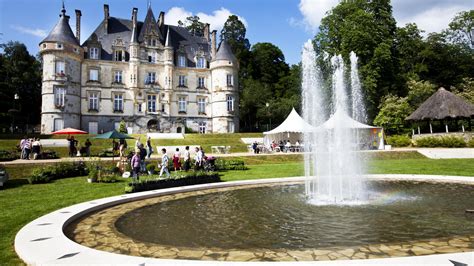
[51,127,88,135]
[93,130,134,162]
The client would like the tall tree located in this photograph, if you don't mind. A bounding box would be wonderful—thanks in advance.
[447,10,474,49]
[220,15,250,58]
[178,16,205,37]
[0,41,42,132]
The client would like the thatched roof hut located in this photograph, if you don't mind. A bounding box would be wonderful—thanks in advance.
[406,87,474,121]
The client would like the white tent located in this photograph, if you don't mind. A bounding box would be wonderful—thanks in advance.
[263,108,315,146]
[317,110,385,150]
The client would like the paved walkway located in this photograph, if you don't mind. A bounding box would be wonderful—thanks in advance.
[2,148,474,165]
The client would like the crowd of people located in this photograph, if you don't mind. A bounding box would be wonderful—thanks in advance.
[251,139,304,154]
[128,137,212,181]
[19,136,42,160]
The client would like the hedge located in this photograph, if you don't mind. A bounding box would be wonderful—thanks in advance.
[125,171,221,193]
[215,158,247,170]
[386,135,412,147]
[414,136,467,148]
[28,161,88,184]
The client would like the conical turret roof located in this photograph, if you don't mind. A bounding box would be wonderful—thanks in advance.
[41,6,79,46]
[138,6,162,43]
[214,41,236,62]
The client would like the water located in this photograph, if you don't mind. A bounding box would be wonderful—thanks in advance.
[114,182,474,249]
[302,41,366,204]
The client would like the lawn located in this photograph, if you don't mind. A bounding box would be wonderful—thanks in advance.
[0,133,262,158]
[1,152,474,264]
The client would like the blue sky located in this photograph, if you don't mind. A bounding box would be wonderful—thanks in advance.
[1,0,473,65]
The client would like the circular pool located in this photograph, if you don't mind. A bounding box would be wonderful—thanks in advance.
[65,178,474,261]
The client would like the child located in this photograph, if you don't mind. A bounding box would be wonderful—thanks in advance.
[159,148,171,178]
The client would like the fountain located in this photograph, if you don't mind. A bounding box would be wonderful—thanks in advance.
[303,41,366,204]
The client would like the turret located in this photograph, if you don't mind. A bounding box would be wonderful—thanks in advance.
[39,3,83,134]
[210,41,239,133]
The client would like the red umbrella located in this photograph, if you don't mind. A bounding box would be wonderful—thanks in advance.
[51,127,88,135]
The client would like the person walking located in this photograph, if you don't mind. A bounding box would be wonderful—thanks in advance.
[20,136,27,159]
[131,150,141,181]
[183,146,191,171]
[146,136,153,159]
[84,139,92,157]
[173,148,182,171]
[139,144,147,172]
[23,138,32,160]
[159,148,171,178]
[194,146,203,170]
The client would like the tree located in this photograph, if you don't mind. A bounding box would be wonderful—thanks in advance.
[451,77,474,104]
[447,10,474,48]
[373,95,412,134]
[118,119,127,134]
[406,79,436,108]
[0,41,42,132]
[248,43,289,85]
[220,15,250,57]
[178,16,205,37]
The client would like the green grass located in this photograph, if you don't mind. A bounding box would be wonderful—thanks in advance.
[1,152,474,264]
[0,133,262,158]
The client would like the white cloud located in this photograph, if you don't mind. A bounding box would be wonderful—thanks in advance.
[11,25,47,38]
[297,0,339,32]
[295,0,474,35]
[165,7,247,33]
[393,3,472,35]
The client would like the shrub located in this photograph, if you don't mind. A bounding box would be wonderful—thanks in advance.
[28,161,87,184]
[215,159,247,171]
[468,138,474,148]
[0,150,20,162]
[386,135,412,147]
[97,173,118,183]
[125,171,221,193]
[415,136,467,148]
[146,164,156,172]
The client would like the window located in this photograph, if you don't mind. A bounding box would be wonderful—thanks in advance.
[54,119,64,131]
[88,92,99,111]
[227,95,234,112]
[198,98,206,114]
[198,77,205,88]
[178,55,186,67]
[228,121,235,133]
[55,61,65,75]
[146,72,156,84]
[56,43,63,49]
[88,122,98,135]
[148,52,157,63]
[114,71,123,83]
[199,122,206,134]
[89,69,99,81]
[147,95,157,113]
[196,57,205,68]
[89,47,99,59]
[178,97,186,113]
[161,103,165,112]
[138,103,142,112]
[227,74,234,86]
[54,87,66,107]
[151,39,157,46]
[178,75,186,87]
[114,50,123,61]
[113,94,124,112]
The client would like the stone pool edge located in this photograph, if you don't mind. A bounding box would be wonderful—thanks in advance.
[15,174,474,265]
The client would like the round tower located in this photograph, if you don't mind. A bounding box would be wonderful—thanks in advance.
[209,41,239,133]
[39,4,83,134]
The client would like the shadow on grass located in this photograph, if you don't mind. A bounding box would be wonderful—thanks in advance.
[2,178,29,189]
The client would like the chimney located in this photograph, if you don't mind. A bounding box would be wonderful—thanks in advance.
[203,23,210,42]
[158,11,165,28]
[104,4,109,33]
[75,9,82,43]
[211,30,217,58]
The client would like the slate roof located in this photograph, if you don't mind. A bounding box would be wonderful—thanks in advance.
[214,41,237,62]
[82,8,216,67]
[41,9,80,46]
[137,7,162,43]
[406,87,474,121]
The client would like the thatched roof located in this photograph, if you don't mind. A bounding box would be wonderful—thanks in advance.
[406,87,474,121]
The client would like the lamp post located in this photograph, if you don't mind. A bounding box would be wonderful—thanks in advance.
[265,102,271,131]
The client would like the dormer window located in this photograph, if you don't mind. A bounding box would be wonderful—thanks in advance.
[89,47,99,59]
[196,57,206,69]
[114,50,124,62]
[56,43,63,49]
[178,55,186,67]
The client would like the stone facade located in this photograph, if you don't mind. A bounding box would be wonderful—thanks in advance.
[39,4,239,134]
